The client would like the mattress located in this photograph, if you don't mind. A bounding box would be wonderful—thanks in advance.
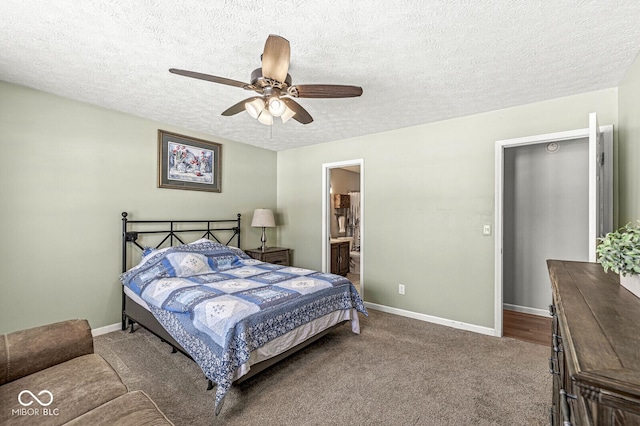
[124,286,360,380]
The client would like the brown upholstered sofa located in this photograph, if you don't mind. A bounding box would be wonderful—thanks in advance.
[0,319,173,425]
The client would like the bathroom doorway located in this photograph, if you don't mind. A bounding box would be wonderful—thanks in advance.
[322,159,364,296]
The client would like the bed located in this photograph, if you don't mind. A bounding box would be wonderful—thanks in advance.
[119,212,367,415]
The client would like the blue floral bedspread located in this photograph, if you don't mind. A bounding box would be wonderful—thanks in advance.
[120,240,367,414]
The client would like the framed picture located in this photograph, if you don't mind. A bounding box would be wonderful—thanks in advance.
[158,130,222,192]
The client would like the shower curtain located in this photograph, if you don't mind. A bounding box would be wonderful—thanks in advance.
[349,191,360,251]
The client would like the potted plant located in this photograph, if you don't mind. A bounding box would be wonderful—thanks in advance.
[596,221,640,298]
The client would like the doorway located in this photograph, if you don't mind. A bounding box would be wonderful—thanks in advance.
[494,113,613,337]
[504,138,590,314]
[322,159,364,296]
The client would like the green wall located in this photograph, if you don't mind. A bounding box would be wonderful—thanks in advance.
[4,65,637,335]
[277,88,618,329]
[618,52,640,224]
[0,81,277,333]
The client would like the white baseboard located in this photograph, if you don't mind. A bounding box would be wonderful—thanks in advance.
[503,303,549,317]
[364,302,497,337]
[93,303,504,338]
[91,323,121,337]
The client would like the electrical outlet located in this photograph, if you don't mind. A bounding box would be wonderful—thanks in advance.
[398,284,405,295]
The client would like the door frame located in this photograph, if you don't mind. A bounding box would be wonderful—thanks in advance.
[493,116,612,336]
[321,159,364,293]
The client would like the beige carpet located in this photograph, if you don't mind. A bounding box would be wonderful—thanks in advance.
[94,310,551,425]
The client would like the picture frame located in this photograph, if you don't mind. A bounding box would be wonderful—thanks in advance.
[158,130,222,192]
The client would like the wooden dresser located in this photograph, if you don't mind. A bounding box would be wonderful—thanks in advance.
[547,260,640,426]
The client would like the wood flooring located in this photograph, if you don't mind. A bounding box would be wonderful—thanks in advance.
[503,309,551,346]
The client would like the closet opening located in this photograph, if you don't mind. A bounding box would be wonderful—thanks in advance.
[494,113,612,339]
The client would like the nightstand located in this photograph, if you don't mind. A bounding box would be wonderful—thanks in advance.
[244,247,290,266]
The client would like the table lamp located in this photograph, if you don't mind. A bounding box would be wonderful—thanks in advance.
[251,208,276,251]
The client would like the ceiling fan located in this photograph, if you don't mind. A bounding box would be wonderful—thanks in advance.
[169,35,363,125]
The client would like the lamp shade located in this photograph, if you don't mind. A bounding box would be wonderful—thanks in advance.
[257,109,274,125]
[245,98,264,119]
[268,96,287,117]
[251,209,276,227]
[280,106,296,123]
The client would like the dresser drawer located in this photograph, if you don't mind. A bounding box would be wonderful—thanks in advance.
[263,251,289,265]
[245,247,290,266]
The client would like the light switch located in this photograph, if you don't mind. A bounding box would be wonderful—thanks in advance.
[483,224,492,236]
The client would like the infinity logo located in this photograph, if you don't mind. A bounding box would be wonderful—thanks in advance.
[18,390,53,407]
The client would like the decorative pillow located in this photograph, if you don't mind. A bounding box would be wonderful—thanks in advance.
[142,246,156,256]
[207,254,242,271]
[167,252,214,277]
[227,246,251,259]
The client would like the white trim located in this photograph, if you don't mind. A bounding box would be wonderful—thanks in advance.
[364,302,496,337]
[321,159,365,297]
[495,128,589,147]
[503,303,550,318]
[494,118,613,338]
[91,323,120,337]
[601,125,614,234]
[588,113,598,262]
[494,141,505,337]
[495,127,590,338]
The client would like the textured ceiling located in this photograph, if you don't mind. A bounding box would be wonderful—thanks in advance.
[1,1,640,151]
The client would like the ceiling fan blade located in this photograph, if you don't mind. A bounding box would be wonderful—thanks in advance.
[261,35,290,83]
[282,98,313,124]
[221,97,261,116]
[291,84,363,98]
[169,68,248,89]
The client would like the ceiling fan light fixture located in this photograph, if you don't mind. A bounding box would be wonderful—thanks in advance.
[257,108,273,125]
[268,96,287,117]
[170,35,362,126]
[245,98,264,119]
[280,106,296,123]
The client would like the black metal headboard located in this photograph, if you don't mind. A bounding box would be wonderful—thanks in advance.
[121,211,241,273]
